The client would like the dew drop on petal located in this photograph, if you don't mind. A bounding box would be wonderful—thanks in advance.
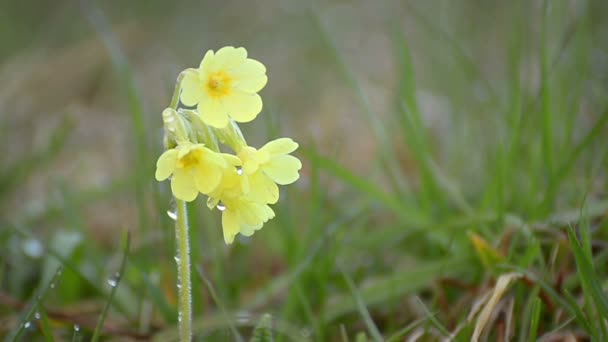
[216,202,226,211]
[236,167,243,175]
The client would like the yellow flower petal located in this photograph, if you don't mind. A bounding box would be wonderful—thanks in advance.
[222,210,240,244]
[198,97,229,128]
[259,138,299,156]
[199,50,215,70]
[155,149,178,181]
[223,91,262,123]
[195,164,222,194]
[239,223,262,237]
[215,46,247,70]
[232,59,267,93]
[180,70,202,106]
[171,169,199,202]
[248,172,279,204]
[262,155,302,185]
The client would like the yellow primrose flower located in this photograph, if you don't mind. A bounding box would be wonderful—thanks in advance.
[206,165,275,243]
[220,197,275,244]
[155,143,229,202]
[180,46,267,128]
[237,138,302,204]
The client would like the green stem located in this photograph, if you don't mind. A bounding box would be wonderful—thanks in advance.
[169,71,193,341]
[175,199,192,341]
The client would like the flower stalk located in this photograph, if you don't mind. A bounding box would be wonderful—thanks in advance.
[174,199,192,341]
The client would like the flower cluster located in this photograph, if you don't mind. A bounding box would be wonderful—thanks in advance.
[155,46,301,244]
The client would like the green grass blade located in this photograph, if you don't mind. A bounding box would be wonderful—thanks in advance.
[567,227,608,320]
[91,230,131,342]
[196,266,245,342]
[300,147,427,226]
[340,269,383,342]
[527,297,542,342]
[385,317,427,342]
[324,256,468,322]
[249,314,274,342]
[7,266,64,342]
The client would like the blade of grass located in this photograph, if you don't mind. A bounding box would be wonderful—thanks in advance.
[196,266,245,342]
[79,0,150,236]
[340,269,383,342]
[385,317,427,342]
[132,263,177,324]
[527,297,542,342]
[7,266,64,342]
[324,255,469,322]
[310,8,409,195]
[38,309,55,342]
[91,230,131,342]
[300,147,428,226]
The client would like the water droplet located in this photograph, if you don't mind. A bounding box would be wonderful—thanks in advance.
[236,311,250,324]
[174,256,180,264]
[216,202,226,211]
[23,321,32,329]
[22,238,43,258]
[167,210,177,221]
[107,273,120,288]
[74,324,80,332]
[49,283,55,289]
[236,167,243,175]
[176,284,182,290]
[34,312,41,320]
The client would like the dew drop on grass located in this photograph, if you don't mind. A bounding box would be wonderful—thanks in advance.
[167,210,178,221]
[74,324,80,332]
[34,312,41,320]
[236,311,250,324]
[49,283,55,289]
[23,321,32,329]
[107,273,120,288]
[174,255,180,264]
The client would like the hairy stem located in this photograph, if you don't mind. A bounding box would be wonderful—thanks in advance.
[175,199,192,341]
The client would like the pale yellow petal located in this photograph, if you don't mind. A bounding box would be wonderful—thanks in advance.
[171,169,198,202]
[199,50,215,71]
[222,210,240,244]
[195,164,222,194]
[240,223,263,237]
[155,149,178,181]
[259,138,299,157]
[198,97,229,128]
[248,172,279,204]
[224,91,262,123]
[215,46,247,70]
[262,155,302,185]
[221,153,241,166]
[232,59,267,93]
[180,70,202,106]
[237,201,264,226]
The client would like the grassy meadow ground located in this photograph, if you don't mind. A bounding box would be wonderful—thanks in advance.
[1,0,608,341]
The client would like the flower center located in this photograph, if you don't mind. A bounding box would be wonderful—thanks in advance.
[205,71,232,98]
[177,150,202,169]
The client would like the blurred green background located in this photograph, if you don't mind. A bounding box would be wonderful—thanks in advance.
[1,0,608,341]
